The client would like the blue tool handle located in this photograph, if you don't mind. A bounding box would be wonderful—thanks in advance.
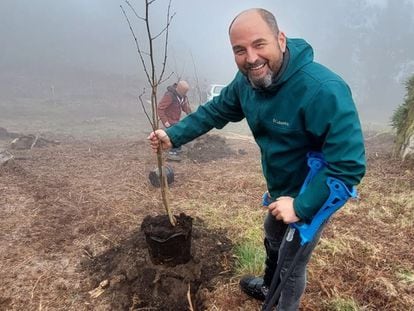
[299,152,327,195]
[292,177,357,245]
[262,152,357,245]
[262,152,326,207]
[262,191,271,207]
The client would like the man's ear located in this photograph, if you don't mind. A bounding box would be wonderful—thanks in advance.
[278,31,287,53]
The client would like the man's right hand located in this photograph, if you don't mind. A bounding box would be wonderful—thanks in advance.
[147,129,172,153]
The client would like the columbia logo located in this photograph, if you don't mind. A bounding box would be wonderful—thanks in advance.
[273,118,290,127]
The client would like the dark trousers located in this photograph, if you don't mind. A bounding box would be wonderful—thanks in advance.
[263,212,326,311]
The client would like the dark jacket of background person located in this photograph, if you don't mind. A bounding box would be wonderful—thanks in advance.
[158,83,192,126]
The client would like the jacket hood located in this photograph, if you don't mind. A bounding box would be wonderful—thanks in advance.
[279,38,314,84]
[167,84,179,97]
[242,38,314,92]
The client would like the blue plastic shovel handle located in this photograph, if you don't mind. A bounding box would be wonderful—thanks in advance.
[292,177,357,245]
[298,152,327,195]
[262,152,326,207]
[262,152,357,245]
[262,191,272,207]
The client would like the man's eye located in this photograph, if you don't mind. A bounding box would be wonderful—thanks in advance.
[234,50,245,56]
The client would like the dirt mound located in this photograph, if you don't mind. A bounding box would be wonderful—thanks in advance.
[186,134,235,163]
[81,217,233,311]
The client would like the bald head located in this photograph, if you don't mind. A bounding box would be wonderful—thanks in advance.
[176,80,189,96]
[228,8,286,89]
[229,8,279,36]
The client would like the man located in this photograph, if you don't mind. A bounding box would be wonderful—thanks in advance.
[157,80,192,158]
[149,8,365,310]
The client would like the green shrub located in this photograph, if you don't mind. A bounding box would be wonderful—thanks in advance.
[391,74,414,133]
[391,102,408,132]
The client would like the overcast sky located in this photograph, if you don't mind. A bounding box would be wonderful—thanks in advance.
[1,0,413,123]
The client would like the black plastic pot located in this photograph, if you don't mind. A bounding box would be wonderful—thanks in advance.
[141,213,192,266]
[148,165,174,188]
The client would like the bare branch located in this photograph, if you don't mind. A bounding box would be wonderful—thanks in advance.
[121,1,158,70]
[138,89,156,130]
[125,0,146,21]
[151,12,176,40]
[144,0,156,87]
[158,71,175,85]
[122,0,176,226]
[120,4,151,84]
[157,0,174,84]
[140,51,151,57]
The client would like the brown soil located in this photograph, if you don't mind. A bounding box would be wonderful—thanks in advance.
[81,215,231,311]
[0,134,237,311]
[185,134,235,163]
[0,131,413,310]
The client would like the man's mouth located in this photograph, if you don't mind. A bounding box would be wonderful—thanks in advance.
[249,63,266,71]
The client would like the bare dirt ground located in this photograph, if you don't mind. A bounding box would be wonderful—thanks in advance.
[0,128,413,311]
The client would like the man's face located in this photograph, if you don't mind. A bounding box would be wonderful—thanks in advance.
[229,12,286,89]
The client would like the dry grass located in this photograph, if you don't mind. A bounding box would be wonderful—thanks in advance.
[1,125,413,310]
[175,139,414,310]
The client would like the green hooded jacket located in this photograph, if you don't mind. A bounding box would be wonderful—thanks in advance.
[166,38,366,221]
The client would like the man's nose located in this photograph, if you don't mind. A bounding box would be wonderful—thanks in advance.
[246,48,259,64]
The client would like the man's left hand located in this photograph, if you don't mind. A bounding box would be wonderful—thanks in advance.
[268,196,300,224]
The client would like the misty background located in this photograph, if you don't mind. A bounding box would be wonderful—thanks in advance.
[1,0,414,134]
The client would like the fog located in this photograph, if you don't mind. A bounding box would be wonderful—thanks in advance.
[1,0,414,126]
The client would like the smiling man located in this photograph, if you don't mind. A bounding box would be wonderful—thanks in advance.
[229,9,286,90]
[148,8,365,310]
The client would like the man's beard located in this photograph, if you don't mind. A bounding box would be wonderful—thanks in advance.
[247,66,273,89]
[246,53,284,89]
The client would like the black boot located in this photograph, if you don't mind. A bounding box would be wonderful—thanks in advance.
[239,275,268,301]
